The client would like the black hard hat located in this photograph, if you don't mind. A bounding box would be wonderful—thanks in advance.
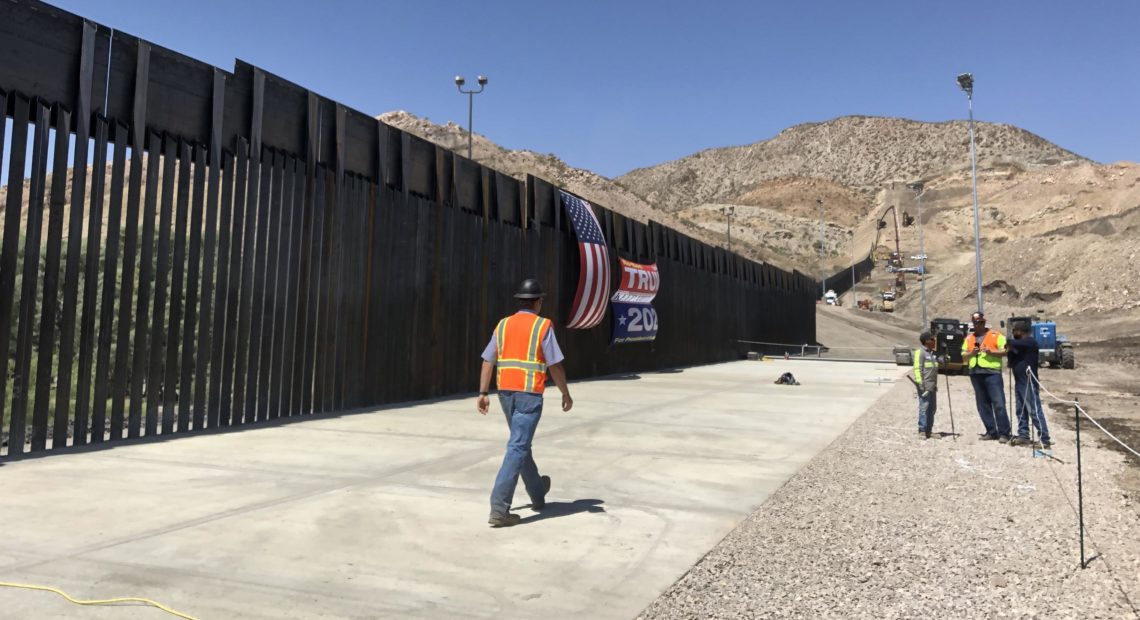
[514,279,546,299]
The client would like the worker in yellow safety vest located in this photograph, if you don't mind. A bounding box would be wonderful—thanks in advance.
[961,311,1011,441]
[914,331,938,439]
[477,279,573,527]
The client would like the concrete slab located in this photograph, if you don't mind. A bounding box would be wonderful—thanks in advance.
[0,360,893,619]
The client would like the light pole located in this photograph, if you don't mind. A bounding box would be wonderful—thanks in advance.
[817,198,825,298]
[455,74,487,160]
[958,72,984,314]
[909,180,928,326]
[723,205,735,253]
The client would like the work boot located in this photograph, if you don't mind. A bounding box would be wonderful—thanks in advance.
[979,434,999,441]
[531,475,552,511]
[1040,440,1054,449]
[488,513,522,528]
[1009,437,1032,447]
[998,436,1011,444]
[924,431,932,439]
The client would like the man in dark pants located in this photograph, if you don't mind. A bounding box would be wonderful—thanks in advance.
[477,279,574,527]
[914,331,939,439]
[1007,322,1053,448]
[961,311,1012,442]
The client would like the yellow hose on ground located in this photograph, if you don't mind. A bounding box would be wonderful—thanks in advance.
[0,581,199,619]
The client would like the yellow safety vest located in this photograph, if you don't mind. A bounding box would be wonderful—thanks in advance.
[913,348,936,385]
[962,330,1006,371]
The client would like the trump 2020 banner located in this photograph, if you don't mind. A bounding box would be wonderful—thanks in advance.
[611,258,659,344]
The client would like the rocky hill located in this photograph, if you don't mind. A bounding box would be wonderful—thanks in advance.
[617,116,1087,213]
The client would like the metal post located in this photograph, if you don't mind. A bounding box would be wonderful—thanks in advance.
[455,75,487,161]
[724,206,733,253]
[817,199,825,298]
[466,91,474,160]
[967,93,984,314]
[916,188,928,326]
[1008,362,1014,436]
[944,373,956,441]
[1029,378,1040,458]
[1075,397,1086,569]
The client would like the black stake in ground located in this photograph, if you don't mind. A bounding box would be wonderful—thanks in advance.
[1007,363,1014,437]
[1075,396,1086,569]
[944,373,956,441]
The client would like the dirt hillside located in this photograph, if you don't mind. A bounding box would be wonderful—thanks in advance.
[851,160,1140,330]
[617,116,1086,212]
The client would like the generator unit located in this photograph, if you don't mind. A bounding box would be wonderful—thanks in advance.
[1004,314,1075,369]
[930,318,968,374]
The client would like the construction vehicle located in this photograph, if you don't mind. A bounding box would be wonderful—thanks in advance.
[870,206,909,292]
[880,290,896,312]
[823,289,838,306]
[930,318,968,374]
[1002,312,1075,369]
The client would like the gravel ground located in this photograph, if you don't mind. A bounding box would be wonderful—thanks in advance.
[639,371,1140,619]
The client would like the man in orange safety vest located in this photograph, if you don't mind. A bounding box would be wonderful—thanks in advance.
[477,279,573,527]
[962,311,1011,441]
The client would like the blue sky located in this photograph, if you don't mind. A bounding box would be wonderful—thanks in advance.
[46,0,1140,177]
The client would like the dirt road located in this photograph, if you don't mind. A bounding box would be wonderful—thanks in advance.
[816,305,919,360]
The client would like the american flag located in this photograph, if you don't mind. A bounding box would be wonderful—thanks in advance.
[560,191,611,329]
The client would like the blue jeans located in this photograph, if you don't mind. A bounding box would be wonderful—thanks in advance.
[1015,378,1051,443]
[490,391,545,516]
[918,391,937,434]
[970,373,1011,437]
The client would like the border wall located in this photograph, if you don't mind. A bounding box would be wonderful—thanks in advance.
[0,0,826,457]
[822,254,875,298]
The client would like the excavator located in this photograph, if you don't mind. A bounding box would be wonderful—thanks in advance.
[870,205,906,307]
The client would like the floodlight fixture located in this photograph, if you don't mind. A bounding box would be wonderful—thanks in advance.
[455,73,489,160]
[956,71,984,313]
[957,72,974,97]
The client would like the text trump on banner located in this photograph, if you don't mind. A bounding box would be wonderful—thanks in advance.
[611,258,659,344]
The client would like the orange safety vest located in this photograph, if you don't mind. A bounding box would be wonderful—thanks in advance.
[494,312,553,393]
[963,329,1005,370]
[964,329,1002,350]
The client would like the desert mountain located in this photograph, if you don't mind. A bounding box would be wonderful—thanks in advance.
[617,116,1087,213]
